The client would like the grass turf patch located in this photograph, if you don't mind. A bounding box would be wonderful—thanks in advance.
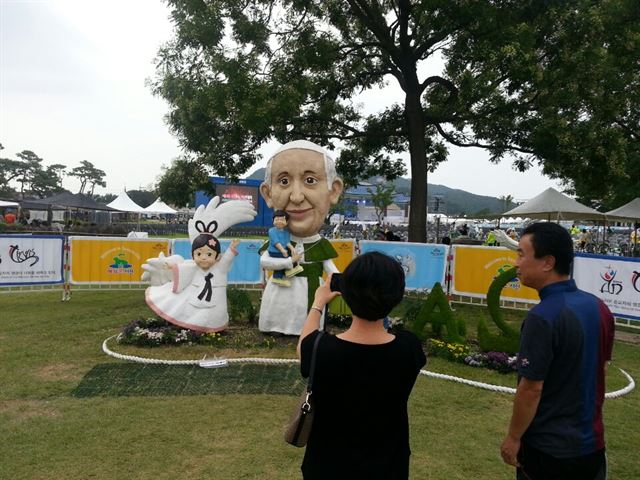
[71,363,305,398]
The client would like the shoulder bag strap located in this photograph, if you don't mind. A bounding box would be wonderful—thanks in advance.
[306,331,324,394]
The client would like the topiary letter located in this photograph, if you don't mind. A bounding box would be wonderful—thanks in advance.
[477,266,520,354]
[408,282,465,343]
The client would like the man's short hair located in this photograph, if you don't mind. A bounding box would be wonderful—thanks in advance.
[522,222,573,275]
[263,140,338,190]
[340,251,405,321]
[272,210,289,221]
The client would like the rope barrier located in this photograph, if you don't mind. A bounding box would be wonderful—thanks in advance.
[102,335,635,398]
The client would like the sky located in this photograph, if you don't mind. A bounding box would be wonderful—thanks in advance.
[1,0,564,202]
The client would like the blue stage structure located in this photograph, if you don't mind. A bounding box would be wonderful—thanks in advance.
[195,177,273,227]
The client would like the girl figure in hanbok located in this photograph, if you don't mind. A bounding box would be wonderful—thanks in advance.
[142,197,256,332]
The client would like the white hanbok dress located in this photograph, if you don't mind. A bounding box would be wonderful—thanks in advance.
[145,247,238,332]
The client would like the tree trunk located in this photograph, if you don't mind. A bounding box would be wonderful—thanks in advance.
[405,86,428,243]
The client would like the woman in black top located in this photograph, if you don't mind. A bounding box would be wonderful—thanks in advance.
[297,252,426,479]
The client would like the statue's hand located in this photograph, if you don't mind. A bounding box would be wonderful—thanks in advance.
[492,229,519,251]
[141,252,184,285]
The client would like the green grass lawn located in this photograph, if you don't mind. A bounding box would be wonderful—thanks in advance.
[1,291,638,480]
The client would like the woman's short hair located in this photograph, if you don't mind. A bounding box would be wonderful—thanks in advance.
[341,251,405,321]
[522,222,573,275]
[191,233,221,258]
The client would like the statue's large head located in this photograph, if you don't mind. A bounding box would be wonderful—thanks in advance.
[260,140,344,238]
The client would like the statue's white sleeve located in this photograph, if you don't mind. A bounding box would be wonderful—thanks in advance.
[173,262,198,293]
[323,259,339,274]
[260,250,293,270]
[219,246,238,272]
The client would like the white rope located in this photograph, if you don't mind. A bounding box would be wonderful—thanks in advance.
[102,335,635,398]
[419,370,517,394]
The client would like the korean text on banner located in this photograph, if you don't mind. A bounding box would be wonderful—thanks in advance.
[450,245,539,303]
[70,237,170,284]
[0,235,64,286]
[359,240,448,290]
[172,238,263,284]
[573,253,640,321]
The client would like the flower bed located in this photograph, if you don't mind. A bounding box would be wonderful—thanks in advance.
[428,339,470,362]
[427,339,517,374]
[464,351,517,373]
[118,317,226,347]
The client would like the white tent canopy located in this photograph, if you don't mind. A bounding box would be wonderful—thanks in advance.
[502,187,606,221]
[107,191,146,213]
[0,200,19,207]
[144,198,177,214]
[605,198,640,222]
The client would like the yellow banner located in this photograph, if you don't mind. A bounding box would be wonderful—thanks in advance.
[327,239,356,315]
[451,246,539,302]
[328,239,356,274]
[70,237,170,284]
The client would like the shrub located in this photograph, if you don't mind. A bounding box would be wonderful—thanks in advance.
[407,283,466,343]
[478,266,521,354]
[227,287,257,324]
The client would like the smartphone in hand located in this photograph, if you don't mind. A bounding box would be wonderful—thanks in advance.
[329,273,342,293]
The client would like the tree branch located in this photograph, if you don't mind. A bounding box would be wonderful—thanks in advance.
[420,75,458,100]
[615,120,640,140]
[433,123,536,155]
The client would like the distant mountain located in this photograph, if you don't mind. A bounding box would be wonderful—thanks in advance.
[246,168,512,215]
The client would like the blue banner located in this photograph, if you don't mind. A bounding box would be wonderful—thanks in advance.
[359,241,448,290]
[172,238,263,284]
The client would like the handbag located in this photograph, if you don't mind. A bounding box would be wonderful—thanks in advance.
[284,331,324,447]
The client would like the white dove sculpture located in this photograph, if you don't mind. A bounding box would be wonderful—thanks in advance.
[188,196,257,242]
[492,229,519,251]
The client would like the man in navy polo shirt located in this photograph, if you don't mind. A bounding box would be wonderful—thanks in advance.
[500,222,615,480]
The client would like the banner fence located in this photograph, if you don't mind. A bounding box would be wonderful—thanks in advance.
[1,234,638,322]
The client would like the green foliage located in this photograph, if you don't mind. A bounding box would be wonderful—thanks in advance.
[155,156,214,207]
[407,282,465,344]
[477,317,520,356]
[444,0,640,210]
[367,182,396,223]
[478,267,521,354]
[227,287,257,324]
[69,160,106,195]
[152,0,639,241]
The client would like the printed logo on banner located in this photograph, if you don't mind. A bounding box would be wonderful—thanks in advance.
[494,263,521,290]
[600,266,623,295]
[393,251,416,277]
[632,271,640,293]
[244,242,260,253]
[335,242,353,252]
[429,248,444,257]
[9,244,40,267]
[108,253,134,274]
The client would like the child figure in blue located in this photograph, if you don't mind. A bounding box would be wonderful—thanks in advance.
[268,210,303,286]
